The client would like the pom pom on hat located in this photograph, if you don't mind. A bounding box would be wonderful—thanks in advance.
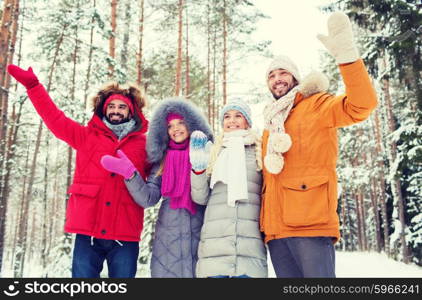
[219,98,253,127]
[266,55,301,83]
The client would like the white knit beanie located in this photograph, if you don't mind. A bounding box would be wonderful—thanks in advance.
[266,55,301,83]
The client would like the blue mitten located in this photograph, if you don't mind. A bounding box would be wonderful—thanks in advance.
[190,130,212,172]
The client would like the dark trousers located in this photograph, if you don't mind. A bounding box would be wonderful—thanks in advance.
[209,275,251,278]
[72,234,139,278]
[268,237,335,278]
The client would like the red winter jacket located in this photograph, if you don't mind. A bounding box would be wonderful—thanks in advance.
[27,84,149,242]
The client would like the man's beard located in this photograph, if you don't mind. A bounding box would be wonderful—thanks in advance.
[106,113,131,124]
[270,84,296,100]
[271,83,297,100]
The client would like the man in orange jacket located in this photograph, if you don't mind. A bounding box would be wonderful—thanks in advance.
[260,12,378,277]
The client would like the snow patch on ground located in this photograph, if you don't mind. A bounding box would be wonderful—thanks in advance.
[267,250,422,277]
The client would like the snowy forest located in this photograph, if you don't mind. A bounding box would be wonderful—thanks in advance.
[0,0,420,277]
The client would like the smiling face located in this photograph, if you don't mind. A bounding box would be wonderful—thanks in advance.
[167,118,189,143]
[267,69,297,99]
[223,110,249,132]
[105,99,131,124]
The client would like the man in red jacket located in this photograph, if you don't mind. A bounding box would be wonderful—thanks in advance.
[7,65,149,278]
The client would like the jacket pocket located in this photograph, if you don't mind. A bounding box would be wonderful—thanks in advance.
[281,176,329,227]
[114,187,143,237]
[66,183,101,230]
[68,183,101,198]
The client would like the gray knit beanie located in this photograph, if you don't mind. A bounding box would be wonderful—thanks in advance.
[219,98,252,127]
[266,55,301,83]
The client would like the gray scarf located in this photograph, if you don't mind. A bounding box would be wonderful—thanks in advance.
[103,117,137,140]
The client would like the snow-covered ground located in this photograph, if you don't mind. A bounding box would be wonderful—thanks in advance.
[3,250,421,277]
[267,251,422,277]
[335,251,422,277]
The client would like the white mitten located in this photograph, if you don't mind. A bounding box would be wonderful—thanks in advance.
[189,130,212,172]
[317,11,359,64]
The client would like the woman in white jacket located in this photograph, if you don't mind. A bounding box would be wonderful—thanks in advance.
[190,98,268,278]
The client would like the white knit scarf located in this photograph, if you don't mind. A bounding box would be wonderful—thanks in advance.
[263,86,299,174]
[210,129,256,207]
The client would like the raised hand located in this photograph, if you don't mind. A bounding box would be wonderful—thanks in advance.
[7,64,40,89]
[189,130,212,172]
[100,150,137,180]
[317,12,359,64]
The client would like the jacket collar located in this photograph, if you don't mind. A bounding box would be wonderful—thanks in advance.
[88,109,148,138]
[290,71,329,107]
[297,71,329,98]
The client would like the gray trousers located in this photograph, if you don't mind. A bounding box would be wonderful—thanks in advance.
[268,237,336,278]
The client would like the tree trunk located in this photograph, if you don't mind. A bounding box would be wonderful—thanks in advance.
[359,188,367,251]
[222,0,227,105]
[174,0,183,96]
[345,195,355,251]
[14,137,30,276]
[109,0,117,77]
[340,193,347,251]
[2,0,24,273]
[40,133,50,271]
[83,0,96,112]
[206,0,211,123]
[3,101,23,212]
[373,109,390,256]
[211,20,217,131]
[0,0,15,212]
[184,1,190,99]
[0,0,18,149]
[0,0,15,122]
[66,21,79,201]
[136,0,144,86]
[354,192,363,251]
[381,56,410,263]
[26,200,38,274]
[410,49,422,116]
[121,0,131,73]
[370,176,382,252]
[362,146,381,252]
[0,0,19,272]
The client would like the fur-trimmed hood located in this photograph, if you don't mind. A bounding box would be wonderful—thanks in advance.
[147,98,213,164]
[91,82,146,115]
[297,71,329,98]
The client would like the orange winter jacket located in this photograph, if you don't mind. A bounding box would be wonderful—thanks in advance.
[260,59,378,243]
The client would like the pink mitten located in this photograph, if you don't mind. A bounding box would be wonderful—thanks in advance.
[7,64,40,89]
[100,150,137,179]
